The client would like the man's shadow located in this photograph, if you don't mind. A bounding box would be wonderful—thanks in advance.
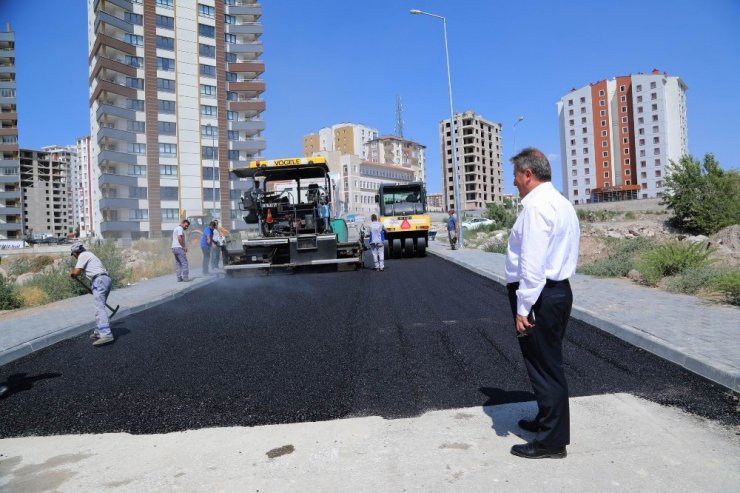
[479,387,537,438]
[0,372,62,399]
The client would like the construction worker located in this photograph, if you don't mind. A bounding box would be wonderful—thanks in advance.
[172,219,191,282]
[211,219,224,271]
[70,241,114,346]
[368,214,385,272]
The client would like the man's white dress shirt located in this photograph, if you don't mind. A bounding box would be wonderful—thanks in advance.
[505,182,580,317]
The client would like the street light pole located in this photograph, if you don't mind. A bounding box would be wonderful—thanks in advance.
[410,9,464,248]
[512,116,525,155]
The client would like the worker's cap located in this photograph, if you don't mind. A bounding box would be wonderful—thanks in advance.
[70,241,85,255]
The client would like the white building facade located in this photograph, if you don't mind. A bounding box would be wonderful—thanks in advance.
[557,70,688,204]
[88,0,265,239]
[303,123,378,160]
[363,135,426,183]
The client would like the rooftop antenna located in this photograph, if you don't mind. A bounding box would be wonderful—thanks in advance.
[395,95,404,138]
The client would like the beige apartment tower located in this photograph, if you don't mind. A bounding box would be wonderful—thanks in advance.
[439,110,503,211]
[0,25,21,240]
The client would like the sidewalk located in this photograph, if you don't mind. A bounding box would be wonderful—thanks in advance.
[0,268,216,366]
[428,240,740,393]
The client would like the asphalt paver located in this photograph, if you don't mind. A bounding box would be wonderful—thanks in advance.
[0,254,737,437]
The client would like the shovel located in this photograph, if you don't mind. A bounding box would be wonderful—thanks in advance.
[73,276,120,318]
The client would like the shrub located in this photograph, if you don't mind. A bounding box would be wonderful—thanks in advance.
[484,241,508,255]
[713,270,740,306]
[484,202,517,229]
[636,241,712,286]
[17,285,50,307]
[662,266,722,295]
[7,255,33,276]
[576,209,620,223]
[30,255,55,273]
[624,211,637,220]
[0,273,21,310]
[578,237,655,277]
[89,241,130,288]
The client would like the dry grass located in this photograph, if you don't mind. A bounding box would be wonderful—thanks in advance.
[17,285,50,307]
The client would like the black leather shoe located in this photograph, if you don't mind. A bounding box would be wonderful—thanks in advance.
[517,419,541,433]
[511,442,567,459]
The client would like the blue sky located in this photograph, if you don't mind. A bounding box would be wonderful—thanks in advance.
[3,0,739,194]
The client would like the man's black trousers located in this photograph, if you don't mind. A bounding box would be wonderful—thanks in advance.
[507,280,573,448]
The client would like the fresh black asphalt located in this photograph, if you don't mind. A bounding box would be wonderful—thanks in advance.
[1,254,737,437]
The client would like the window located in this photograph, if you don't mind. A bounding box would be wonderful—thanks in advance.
[639,139,645,145]
[638,106,644,114]
[129,209,148,220]
[228,130,238,140]
[158,121,176,135]
[201,105,217,116]
[125,55,143,68]
[129,187,147,199]
[156,14,174,29]
[161,187,178,200]
[624,148,630,155]
[569,129,575,136]
[623,137,629,144]
[157,78,175,92]
[199,23,215,38]
[156,36,175,51]
[202,125,217,136]
[225,71,237,82]
[653,136,660,144]
[125,34,143,46]
[622,117,628,123]
[199,43,216,58]
[580,97,585,103]
[571,170,577,176]
[651,92,657,101]
[650,81,657,89]
[568,99,573,106]
[228,150,240,160]
[225,33,237,44]
[156,0,174,8]
[572,180,578,186]
[202,146,218,159]
[200,64,216,77]
[652,125,659,133]
[598,89,604,96]
[581,117,587,124]
[127,120,145,132]
[227,110,237,121]
[637,95,643,103]
[619,85,625,92]
[603,161,609,168]
[159,143,177,156]
[625,168,631,174]
[158,99,176,114]
[600,110,606,117]
[124,12,143,25]
[654,147,660,155]
[569,119,574,126]
[225,14,236,24]
[604,172,609,178]
[636,84,642,92]
[622,127,628,134]
[638,117,644,124]
[641,160,647,168]
[157,57,175,71]
[225,52,237,63]
[599,100,605,107]
[568,109,573,116]
[200,84,217,97]
[226,91,238,101]
[651,103,658,111]
[655,158,661,166]
[602,152,608,158]
[128,99,144,111]
[128,143,146,154]
[198,3,215,17]
[621,106,627,113]
[126,77,144,89]
[602,140,607,147]
[601,120,606,127]
[162,209,180,221]
[160,165,178,176]
[652,115,659,122]
[225,0,236,6]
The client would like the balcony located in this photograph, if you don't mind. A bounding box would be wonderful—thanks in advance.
[0,33,13,43]
[0,158,18,168]
[100,220,141,233]
[228,80,265,93]
[0,80,14,90]
[100,197,139,209]
[1,111,18,122]
[99,149,138,166]
[229,138,266,152]
[229,100,265,113]
[230,119,265,133]
[225,42,263,55]
[95,10,134,35]
[96,102,136,121]
[90,55,137,84]
[89,33,136,63]
[0,190,20,199]
[93,0,133,12]
[0,206,21,215]
[90,79,137,105]
[99,173,138,187]
[0,127,18,137]
[228,61,264,74]
[0,65,13,74]
[0,96,15,105]
[226,23,263,36]
[0,222,23,231]
[226,4,262,16]
[98,126,137,143]
[0,144,19,154]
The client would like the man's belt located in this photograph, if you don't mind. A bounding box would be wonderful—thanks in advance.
[507,279,570,290]
[91,273,110,283]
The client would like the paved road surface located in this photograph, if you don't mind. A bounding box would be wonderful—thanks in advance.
[1,254,737,438]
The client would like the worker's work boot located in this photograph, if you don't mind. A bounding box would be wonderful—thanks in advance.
[93,335,114,346]
[89,330,100,340]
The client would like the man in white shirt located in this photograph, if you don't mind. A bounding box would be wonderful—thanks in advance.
[70,242,115,346]
[368,214,385,271]
[172,219,191,282]
[505,148,580,459]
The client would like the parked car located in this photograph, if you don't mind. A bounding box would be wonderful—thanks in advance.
[461,217,495,230]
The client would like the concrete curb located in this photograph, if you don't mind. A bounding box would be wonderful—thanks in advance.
[428,247,739,393]
[0,276,217,367]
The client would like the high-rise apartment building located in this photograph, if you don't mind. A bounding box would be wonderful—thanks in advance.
[75,136,97,238]
[42,145,77,234]
[364,135,426,183]
[557,69,688,204]
[303,123,378,160]
[439,110,504,211]
[20,148,74,239]
[0,24,21,240]
[88,0,265,239]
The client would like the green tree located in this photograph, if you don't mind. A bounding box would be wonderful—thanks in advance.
[484,200,517,228]
[663,154,740,235]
